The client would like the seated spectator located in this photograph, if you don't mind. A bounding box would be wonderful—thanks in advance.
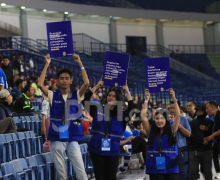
[1,56,13,88]
[11,78,26,101]
[14,82,35,113]
[0,89,17,133]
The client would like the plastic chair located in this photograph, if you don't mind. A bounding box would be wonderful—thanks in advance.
[16,132,26,158]
[26,155,45,180]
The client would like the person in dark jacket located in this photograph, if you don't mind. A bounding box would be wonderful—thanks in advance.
[0,89,17,133]
[14,82,35,113]
[1,56,13,88]
[188,105,213,180]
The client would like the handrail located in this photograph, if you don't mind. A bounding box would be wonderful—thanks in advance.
[168,45,220,54]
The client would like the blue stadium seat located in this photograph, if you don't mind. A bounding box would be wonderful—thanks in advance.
[41,153,55,180]
[29,116,41,135]
[35,154,48,180]
[1,162,17,179]
[16,132,26,158]
[26,155,45,180]
[12,116,22,129]
[0,134,12,162]
[24,131,35,156]
[12,159,32,180]
[0,135,7,163]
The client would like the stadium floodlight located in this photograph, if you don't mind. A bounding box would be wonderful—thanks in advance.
[20,6,26,10]
[0,3,6,7]
[64,11,68,15]
[43,9,47,12]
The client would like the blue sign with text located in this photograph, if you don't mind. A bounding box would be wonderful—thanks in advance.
[144,57,171,93]
[47,21,73,58]
[103,51,130,87]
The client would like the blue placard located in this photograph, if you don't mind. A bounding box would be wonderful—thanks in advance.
[46,21,73,58]
[103,51,130,87]
[144,57,171,93]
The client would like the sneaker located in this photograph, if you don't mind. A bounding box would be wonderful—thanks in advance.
[215,173,220,179]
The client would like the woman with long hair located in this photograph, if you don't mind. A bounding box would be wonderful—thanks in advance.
[141,89,180,180]
[86,81,133,180]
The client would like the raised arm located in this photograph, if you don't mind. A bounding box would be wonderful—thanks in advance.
[170,88,181,133]
[73,54,90,97]
[123,84,132,102]
[91,80,103,94]
[141,90,151,136]
[37,54,51,96]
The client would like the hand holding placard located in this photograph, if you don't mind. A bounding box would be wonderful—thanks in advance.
[44,54,51,65]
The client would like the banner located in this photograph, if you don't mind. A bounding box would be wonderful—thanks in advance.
[144,57,171,93]
[46,21,73,58]
[103,51,130,87]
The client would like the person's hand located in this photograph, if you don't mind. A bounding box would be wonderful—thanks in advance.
[44,54,51,65]
[98,80,104,87]
[203,135,214,143]
[145,89,150,101]
[73,53,82,65]
[127,136,135,142]
[123,84,129,93]
[169,88,176,100]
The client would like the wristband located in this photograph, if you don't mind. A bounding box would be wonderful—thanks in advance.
[81,67,85,71]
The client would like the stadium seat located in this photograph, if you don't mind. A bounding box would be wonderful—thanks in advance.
[35,154,51,180]
[41,153,54,180]
[12,159,32,179]
[16,132,27,158]
[1,162,17,179]
[0,134,12,162]
[0,135,7,163]
[26,155,45,180]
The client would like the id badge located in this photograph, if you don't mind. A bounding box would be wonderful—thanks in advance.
[101,138,111,151]
[59,125,69,139]
[156,156,166,170]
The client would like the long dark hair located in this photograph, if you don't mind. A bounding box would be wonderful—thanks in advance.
[103,88,124,117]
[148,111,176,146]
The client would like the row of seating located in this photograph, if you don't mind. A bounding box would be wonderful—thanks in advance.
[0,131,43,163]
[0,144,93,180]
[0,153,53,180]
[13,116,41,135]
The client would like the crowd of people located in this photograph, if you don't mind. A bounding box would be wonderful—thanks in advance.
[0,53,219,180]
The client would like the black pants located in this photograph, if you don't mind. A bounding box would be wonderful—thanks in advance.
[177,148,189,180]
[90,152,119,180]
[189,150,212,180]
[149,174,179,180]
[213,143,220,173]
[132,136,147,161]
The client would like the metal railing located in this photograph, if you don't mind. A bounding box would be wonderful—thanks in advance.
[169,45,220,54]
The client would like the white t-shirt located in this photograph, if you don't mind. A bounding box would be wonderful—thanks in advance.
[41,99,50,119]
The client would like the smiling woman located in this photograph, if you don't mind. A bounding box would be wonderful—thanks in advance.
[141,89,181,180]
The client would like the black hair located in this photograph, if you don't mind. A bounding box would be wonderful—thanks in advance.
[56,68,73,79]
[23,82,32,93]
[187,100,197,107]
[105,88,123,102]
[207,101,218,108]
[148,110,176,146]
[133,120,142,129]
[15,79,24,87]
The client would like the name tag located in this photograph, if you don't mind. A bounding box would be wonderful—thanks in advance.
[59,125,69,139]
[101,138,111,151]
[156,156,166,170]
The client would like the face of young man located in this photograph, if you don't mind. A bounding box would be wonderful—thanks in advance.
[57,73,72,90]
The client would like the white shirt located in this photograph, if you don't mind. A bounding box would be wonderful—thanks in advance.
[41,99,50,119]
